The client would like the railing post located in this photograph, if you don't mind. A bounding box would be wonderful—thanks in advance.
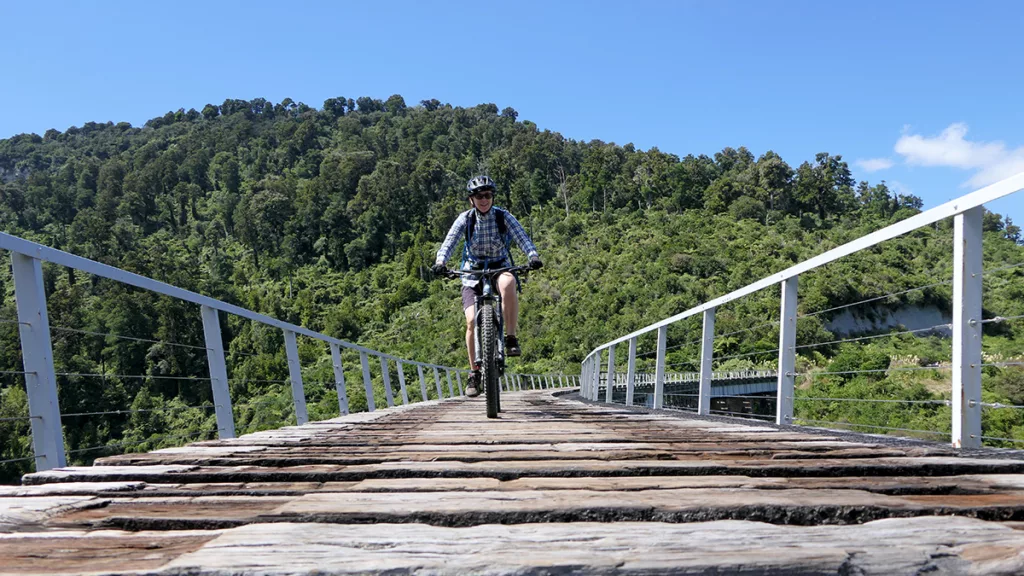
[433,367,444,399]
[698,308,716,416]
[417,365,428,401]
[593,361,599,398]
[11,252,66,470]
[200,305,235,438]
[777,277,798,425]
[283,329,309,425]
[625,337,637,406]
[605,344,617,403]
[446,369,455,397]
[396,362,409,405]
[953,206,984,449]
[329,344,349,415]
[455,371,464,396]
[360,352,375,412]
[653,326,667,409]
[379,357,395,408]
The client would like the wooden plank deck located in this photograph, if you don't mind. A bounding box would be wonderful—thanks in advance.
[6,390,1024,574]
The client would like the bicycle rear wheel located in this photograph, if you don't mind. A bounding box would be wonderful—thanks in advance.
[481,302,500,419]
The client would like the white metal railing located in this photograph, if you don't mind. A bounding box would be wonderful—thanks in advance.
[581,172,1024,449]
[0,232,576,471]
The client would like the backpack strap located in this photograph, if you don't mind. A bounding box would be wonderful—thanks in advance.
[494,207,508,236]
[464,208,508,244]
[462,208,514,265]
[464,210,476,245]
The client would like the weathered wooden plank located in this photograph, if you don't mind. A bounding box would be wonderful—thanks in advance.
[0,482,145,497]
[38,486,1024,531]
[25,456,1024,485]
[0,497,101,532]
[153,518,1024,575]
[48,496,295,530]
[80,474,1024,499]
[0,529,218,574]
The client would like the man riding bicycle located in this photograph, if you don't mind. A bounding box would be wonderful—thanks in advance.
[432,176,543,397]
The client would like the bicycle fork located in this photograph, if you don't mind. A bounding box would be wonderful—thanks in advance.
[473,295,506,373]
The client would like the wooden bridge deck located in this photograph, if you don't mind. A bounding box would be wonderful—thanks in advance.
[6,390,1024,574]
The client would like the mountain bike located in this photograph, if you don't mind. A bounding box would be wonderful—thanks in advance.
[440,265,533,418]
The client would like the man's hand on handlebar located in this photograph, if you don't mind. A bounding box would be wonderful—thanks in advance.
[431,263,447,276]
[529,257,543,270]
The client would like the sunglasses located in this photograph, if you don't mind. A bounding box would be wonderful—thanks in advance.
[471,192,494,200]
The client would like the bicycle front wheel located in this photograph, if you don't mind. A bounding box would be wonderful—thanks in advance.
[480,302,500,419]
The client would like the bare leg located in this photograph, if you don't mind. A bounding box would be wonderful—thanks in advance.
[464,305,477,369]
[498,272,518,336]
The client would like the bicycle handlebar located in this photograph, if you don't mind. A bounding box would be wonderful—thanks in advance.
[437,265,534,280]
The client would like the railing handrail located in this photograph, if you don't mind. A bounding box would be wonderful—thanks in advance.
[0,231,445,370]
[2,231,580,471]
[579,171,1024,449]
[584,171,1024,360]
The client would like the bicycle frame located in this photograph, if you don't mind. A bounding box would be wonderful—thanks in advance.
[445,265,529,374]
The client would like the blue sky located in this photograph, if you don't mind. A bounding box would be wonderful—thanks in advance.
[3,0,1023,221]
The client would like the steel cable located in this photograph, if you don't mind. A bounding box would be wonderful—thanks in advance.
[61,404,216,418]
[799,279,952,319]
[66,428,222,455]
[794,418,948,436]
[55,372,213,382]
[796,397,950,406]
[792,365,951,377]
[50,325,209,351]
[0,455,44,465]
[795,324,951,351]
[713,348,780,362]
[0,415,39,423]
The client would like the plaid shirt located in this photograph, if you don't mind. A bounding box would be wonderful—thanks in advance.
[436,207,539,287]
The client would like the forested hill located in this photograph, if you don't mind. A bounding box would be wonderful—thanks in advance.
[2,93,1022,360]
[2,96,1024,479]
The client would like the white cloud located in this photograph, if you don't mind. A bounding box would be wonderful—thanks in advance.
[855,157,894,172]
[895,123,1024,188]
